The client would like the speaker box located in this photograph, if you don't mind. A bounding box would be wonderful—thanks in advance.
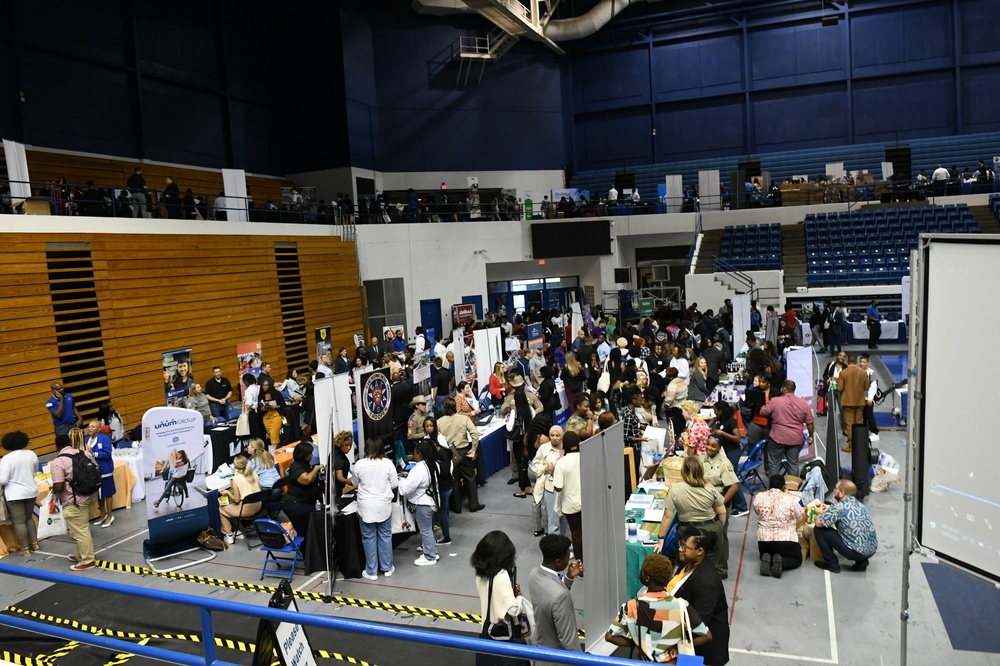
[885,145,912,183]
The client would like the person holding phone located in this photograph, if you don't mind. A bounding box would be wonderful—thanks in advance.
[46,382,81,437]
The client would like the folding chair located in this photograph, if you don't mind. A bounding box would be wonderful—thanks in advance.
[233,489,271,550]
[659,510,680,561]
[737,439,768,496]
[254,518,305,582]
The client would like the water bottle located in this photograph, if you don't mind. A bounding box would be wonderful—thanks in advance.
[654,456,665,482]
[626,517,638,542]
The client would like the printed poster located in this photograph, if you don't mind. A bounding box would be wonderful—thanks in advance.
[315,327,332,364]
[162,348,193,407]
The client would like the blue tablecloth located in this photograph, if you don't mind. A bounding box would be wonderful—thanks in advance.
[480,423,509,479]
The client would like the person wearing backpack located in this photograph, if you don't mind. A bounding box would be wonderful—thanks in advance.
[49,430,102,570]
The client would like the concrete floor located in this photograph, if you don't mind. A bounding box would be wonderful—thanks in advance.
[0,346,995,666]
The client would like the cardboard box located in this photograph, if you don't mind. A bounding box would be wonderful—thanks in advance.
[784,475,804,491]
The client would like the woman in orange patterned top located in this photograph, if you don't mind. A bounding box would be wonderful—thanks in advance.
[752,474,805,579]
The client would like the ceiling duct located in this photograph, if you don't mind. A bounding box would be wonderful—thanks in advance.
[544,0,645,42]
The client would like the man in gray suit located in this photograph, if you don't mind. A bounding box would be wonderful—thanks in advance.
[527,535,584,665]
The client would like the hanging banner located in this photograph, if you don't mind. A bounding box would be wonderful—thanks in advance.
[359,368,394,457]
[142,407,211,546]
[527,323,544,352]
[162,348,193,407]
[639,297,655,318]
[315,327,332,364]
[236,341,262,398]
[426,327,437,358]
[451,304,475,330]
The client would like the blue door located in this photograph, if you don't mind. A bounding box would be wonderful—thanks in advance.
[462,295,483,319]
[420,299,442,342]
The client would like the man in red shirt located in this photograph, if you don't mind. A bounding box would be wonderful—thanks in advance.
[759,380,814,477]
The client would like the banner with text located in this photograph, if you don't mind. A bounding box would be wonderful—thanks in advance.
[162,348,193,407]
[358,368,393,458]
[142,407,211,547]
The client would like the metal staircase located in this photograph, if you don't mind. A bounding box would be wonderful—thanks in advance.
[453,28,520,85]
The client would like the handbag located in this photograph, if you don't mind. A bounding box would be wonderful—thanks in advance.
[197,527,228,551]
[391,492,416,533]
[597,369,611,394]
[235,412,250,437]
[0,486,10,526]
[36,492,68,540]
[476,574,530,666]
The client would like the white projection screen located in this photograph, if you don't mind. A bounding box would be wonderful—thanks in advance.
[916,236,1000,582]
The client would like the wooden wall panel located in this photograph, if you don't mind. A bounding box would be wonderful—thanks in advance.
[0,232,360,457]
[21,149,294,206]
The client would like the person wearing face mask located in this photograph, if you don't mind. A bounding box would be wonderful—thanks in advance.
[529,535,585,664]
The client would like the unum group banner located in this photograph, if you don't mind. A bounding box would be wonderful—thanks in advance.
[142,407,211,547]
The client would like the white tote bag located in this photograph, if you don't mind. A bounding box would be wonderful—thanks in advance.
[390,493,416,534]
[36,491,69,540]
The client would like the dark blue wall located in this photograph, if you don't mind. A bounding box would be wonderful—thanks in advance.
[0,0,323,176]
[566,0,1000,172]
[341,3,565,173]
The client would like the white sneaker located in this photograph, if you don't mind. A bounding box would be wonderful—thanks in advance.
[362,571,379,581]
[383,566,395,577]
[869,433,880,442]
[414,556,438,567]
[224,534,235,545]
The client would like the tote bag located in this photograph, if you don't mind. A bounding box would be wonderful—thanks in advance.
[36,492,68,540]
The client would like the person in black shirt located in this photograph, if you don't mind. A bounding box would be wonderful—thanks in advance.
[205,366,233,422]
[162,176,181,219]
[431,358,452,416]
[332,430,354,499]
[126,166,147,218]
[282,441,325,539]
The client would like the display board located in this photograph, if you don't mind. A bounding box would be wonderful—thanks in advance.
[580,422,626,654]
[915,236,1000,582]
[784,346,815,402]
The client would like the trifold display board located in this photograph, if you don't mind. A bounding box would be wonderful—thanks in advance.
[580,422,626,654]
[913,235,1000,583]
[313,373,353,463]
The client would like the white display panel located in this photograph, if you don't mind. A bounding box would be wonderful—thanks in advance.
[918,239,1000,581]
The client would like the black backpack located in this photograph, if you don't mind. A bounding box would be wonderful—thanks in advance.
[58,451,103,497]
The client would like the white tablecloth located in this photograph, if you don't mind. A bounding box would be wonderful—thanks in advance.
[850,320,902,341]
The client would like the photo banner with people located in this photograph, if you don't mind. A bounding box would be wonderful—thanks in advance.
[142,406,211,547]
[236,341,262,398]
[162,348,193,406]
[356,368,393,458]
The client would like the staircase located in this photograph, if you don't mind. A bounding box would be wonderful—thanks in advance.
[695,229,724,274]
[782,223,808,291]
[969,204,1000,234]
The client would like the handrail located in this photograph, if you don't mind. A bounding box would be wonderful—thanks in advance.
[687,211,704,273]
[0,562,639,666]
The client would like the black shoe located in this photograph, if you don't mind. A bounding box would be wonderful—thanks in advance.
[851,559,869,572]
[533,530,545,537]
[470,504,486,512]
[814,561,841,574]
[507,478,518,485]
[771,556,784,579]
[760,553,772,577]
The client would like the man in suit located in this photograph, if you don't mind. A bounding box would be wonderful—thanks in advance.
[368,336,384,368]
[527,535,584,665]
[837,355,870,453]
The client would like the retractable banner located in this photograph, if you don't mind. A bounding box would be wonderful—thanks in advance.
[358,368,393,457]
[142,407,211,546]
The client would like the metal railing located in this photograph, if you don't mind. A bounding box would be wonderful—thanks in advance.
[710,255,757,298]
[0,562,643,666]
[687,212,704,273]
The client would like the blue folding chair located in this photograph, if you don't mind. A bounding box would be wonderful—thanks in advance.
[254,518,305,582]
[659,510,680,561]
[737,439,768,496]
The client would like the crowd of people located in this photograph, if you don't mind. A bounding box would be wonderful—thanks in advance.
[22,293,888,665]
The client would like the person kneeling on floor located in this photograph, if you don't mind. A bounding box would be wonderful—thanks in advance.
[813,480,878,573]
[753,474,805,578]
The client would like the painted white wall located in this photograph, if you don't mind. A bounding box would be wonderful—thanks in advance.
[0,215,341,237]
[685,270,785,313]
